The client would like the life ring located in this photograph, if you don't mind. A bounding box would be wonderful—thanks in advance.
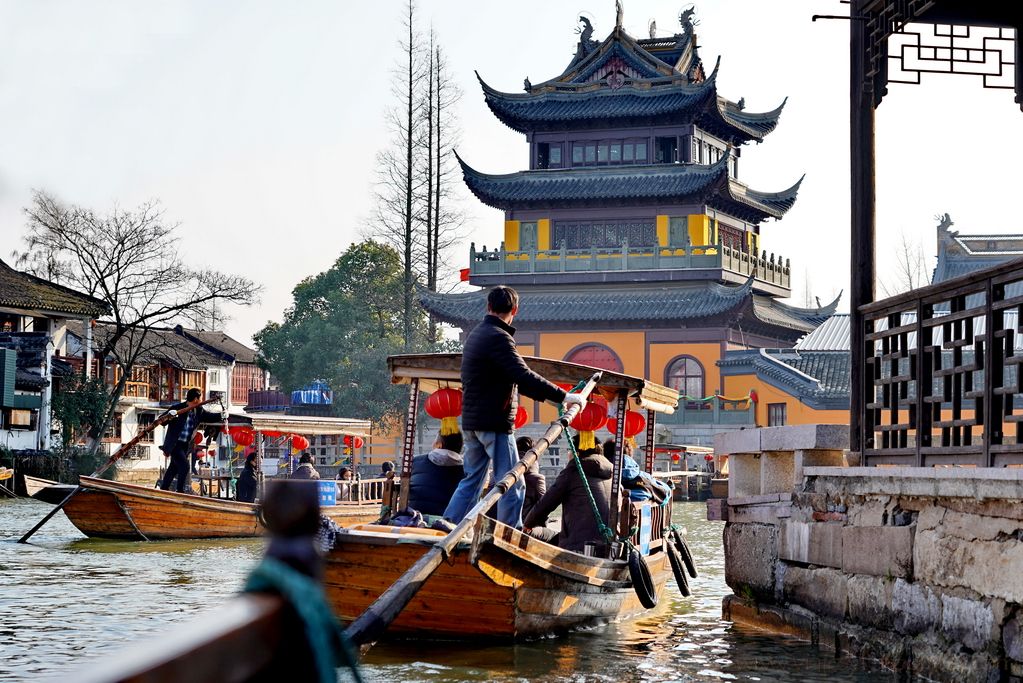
[672,529,698,578]
[666,540,691,597]
[627,548,658,609]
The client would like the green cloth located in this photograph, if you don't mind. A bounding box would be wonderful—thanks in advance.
[244,556,364,683]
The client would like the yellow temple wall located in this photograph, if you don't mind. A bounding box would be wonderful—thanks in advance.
[648,342,722,396]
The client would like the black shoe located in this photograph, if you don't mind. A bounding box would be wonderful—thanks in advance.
[431,518,456,533]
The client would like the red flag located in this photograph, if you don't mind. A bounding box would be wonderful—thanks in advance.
[459,268,470,282]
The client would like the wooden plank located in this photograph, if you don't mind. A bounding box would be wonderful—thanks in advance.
[63,490,141,539]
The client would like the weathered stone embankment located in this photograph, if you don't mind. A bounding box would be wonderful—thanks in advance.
[715,425,1023,682]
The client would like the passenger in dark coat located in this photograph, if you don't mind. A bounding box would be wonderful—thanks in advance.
[159,388,216,493]
[518,436,547,522]
[235,452,259,503]
[408,432,465,517]
[522,438,613,553]
[290,453,320,480]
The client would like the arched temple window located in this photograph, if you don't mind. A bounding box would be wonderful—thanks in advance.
[665,355,705,399]
[564,343,624,373]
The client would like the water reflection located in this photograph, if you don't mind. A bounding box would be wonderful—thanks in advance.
[0,497,897,682]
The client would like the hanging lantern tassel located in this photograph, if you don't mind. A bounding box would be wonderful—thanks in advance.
[233,444,245,453]
[578,429,596,451]
[440,416,459,436]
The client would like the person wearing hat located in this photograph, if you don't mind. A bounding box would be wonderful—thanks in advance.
[290,452,320,480]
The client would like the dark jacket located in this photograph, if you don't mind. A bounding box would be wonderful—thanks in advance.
[523,451,613,553]
[522,459,547,521]
[461,315,566,433]
[291,462,320,480]
[236,464,258,503]
[407,450,464,516]
[160,401,215,454]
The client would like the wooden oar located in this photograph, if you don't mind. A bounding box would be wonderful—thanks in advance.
[17,396,222,544]
[344,372,602,646]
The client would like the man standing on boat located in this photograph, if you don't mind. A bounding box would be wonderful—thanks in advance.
[159,388,215,493]
[441,286,586,530]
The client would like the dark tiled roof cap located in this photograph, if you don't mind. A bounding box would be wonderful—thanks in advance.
[177,327,257,363]
[457,150,801,220]
[0,259,109,318]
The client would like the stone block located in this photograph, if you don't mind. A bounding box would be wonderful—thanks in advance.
[846,574,894,630]
[891,578,941,636]
[1005,612,1023,664]
[760,423,849,452]
[779,521,844,568]
[940,508,1022,542]
[914,528,1023,604]
[941,594,995,652]
[846,497,889,527]
[782,566,847,620]
[706,498,728,521]
[761,450,797,495]
[841,526,914,578]
[728,501,789,525]
[715,428,761,455]
[916,504,946,531]
[729,452,761,498]
[723,522,778,599]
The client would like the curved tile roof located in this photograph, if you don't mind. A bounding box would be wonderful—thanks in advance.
[0,259,109,318]
[457,150,801,221]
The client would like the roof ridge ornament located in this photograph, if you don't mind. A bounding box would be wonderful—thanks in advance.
[615,0,624,31]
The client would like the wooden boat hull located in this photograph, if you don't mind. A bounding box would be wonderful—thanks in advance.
[23,475,77,505]
[324,522,670,639]
[64,476,381,540]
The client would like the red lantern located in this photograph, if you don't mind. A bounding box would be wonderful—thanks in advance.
[749,390,759,404]
[344,435,366,450]
[290,434,310,451]
[570,399,607,451]
[353,436,364,449]
[425,388,463,436]
[607,410,646,439]
[193,431,204,445]
[671,453,681,463]
[514,406,529,430]
[232,429,254,447]
[704,454,715,462]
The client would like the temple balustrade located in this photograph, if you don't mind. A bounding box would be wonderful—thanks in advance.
[469,242,791,289]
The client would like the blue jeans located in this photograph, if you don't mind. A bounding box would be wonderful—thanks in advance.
[443,431,524,528]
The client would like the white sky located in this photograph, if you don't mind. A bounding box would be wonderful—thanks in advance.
[1,1,1020,344]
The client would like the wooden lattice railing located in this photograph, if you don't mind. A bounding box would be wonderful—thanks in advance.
[860,257,1023,467]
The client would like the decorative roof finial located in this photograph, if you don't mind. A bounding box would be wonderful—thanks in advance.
[737,97,746,110]
[648,19,657,38]
[680,5,698,36]
[523,77,532,92]
[615,0,624,30]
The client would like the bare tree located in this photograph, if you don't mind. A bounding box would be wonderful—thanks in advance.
[372,0,426,350]
[879,229,931,298]
[20,190,260,452]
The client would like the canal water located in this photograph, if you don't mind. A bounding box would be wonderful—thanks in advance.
[0,498,897,682]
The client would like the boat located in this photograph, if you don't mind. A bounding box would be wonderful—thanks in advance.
[62,475,384,540]
[23,474,77,505]
[325,353,690,640]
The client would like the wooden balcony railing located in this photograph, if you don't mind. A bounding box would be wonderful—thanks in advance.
[860,257,1023,467]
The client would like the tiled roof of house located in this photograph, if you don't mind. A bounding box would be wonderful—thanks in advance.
[718,348,850,409]
[0,259,108,318]
[67,321,224,370]
[177,328,257,363]
[457,152,802,221]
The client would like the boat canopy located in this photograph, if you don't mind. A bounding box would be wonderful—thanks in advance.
[388,353,679,415]
[225,412,372,437]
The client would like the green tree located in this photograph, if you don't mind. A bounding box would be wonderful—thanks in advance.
[254,240,430,427]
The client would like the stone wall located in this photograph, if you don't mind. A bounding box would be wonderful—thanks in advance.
[716,426,1023,682]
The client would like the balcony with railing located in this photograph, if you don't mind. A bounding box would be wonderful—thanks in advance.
[468,241,790,294]
[659,398,756,426]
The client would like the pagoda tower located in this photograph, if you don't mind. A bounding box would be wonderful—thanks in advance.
[421,9,836,439]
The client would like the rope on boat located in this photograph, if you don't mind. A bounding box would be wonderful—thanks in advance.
[244,556,364,683]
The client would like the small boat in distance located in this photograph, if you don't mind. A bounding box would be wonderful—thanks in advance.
[62,475,384,541]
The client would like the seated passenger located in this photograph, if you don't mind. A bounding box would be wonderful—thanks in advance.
[235,451,259,503]
[290,452,320,480]
[603,439,672,505]
[335,466,353,501]
[518,436,547,522]
[523,435,613,553]
[407,432,465,516]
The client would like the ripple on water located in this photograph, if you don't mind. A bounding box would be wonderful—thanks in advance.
[1,498,898,682]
